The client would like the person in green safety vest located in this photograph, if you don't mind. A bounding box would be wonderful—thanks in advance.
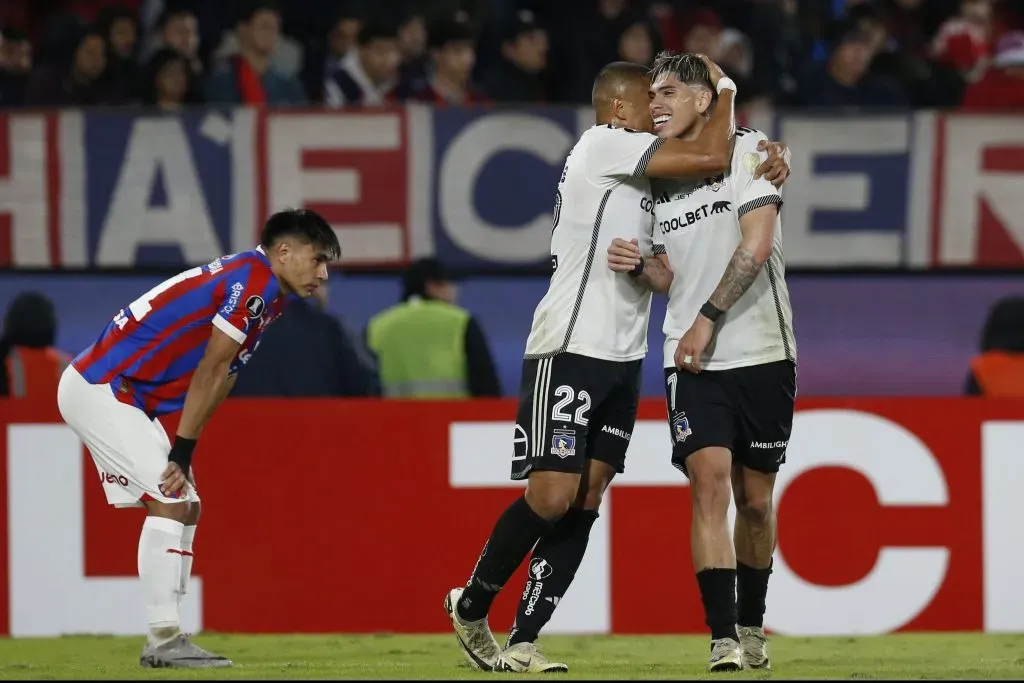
[365,257,501,398]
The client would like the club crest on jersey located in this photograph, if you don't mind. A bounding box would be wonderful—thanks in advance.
[743,152,761,174]
[245,295,265,319]
[550,429,576,458]
[673,414,692,444]
[703,173,726,192]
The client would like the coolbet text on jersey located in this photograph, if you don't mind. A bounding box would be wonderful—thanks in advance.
[524,124,664,362]
[652,127,797,370]
[72,246,289,417]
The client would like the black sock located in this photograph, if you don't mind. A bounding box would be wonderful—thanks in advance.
[736,561,772,628]
[506,508,599,647]
[695,568,738,642]
[457,496,552,622]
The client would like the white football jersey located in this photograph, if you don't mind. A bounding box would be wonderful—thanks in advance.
[524,124,663,362]
[654,127,797,371]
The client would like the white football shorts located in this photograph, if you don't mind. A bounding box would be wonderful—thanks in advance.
[56,365,200,508]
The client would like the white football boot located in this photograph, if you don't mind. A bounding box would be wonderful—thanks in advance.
[496,641,569,673]
[707,637,743,672]
[443,587,502,671]
[738,625,770,669]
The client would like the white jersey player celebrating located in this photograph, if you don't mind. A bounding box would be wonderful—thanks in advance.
[608,52,796,672]
[444,58,793,674]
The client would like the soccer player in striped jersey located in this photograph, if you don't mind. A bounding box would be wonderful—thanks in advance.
[57,208,340,668]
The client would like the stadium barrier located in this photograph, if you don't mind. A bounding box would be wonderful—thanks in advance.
[2,107,1024,270]
[1,396,1022,637]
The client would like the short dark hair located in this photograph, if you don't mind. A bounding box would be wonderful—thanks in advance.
[650,52,714,93]
[0,27,29,43]
[428,17,476,50]
[402,257,452,301]
[3,292,57,348]
[238,0,281,24]
[155,6,195,30]
[591,61,649,109]
[358,20,398,46]
[260,209,341,260]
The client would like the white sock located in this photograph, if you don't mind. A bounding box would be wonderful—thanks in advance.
[179,525,197,603]
[138,516,184,646]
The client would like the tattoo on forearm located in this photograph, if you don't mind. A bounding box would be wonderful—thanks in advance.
[708,247,763,311]
[639,257,672,293]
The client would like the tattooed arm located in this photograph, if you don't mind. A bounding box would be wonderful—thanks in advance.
[636,253,673,293]
[674,202,780,373]
[704,203,779,314]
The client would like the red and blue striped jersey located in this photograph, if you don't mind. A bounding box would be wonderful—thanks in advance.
[72,246,290,417]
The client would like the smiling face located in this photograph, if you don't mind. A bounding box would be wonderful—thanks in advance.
[649,72,713,139]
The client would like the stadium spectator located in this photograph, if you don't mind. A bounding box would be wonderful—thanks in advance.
[965,296,1024,397]
[232,285,381,398]
[617,19,656,67]
[396,6,428,84]
[931,0,993,82]
[961,30,1024,109]
[25,25,129,106]
[297,2,363,104]
[744,0,806,106]
[481,10,548,104]
[366,257,501,399]
[145,7,202,78]
[0,27,32,107]
[203,0,306,106]
[0,0,1017,110]
[323,20,400,108]
[96,4,140,97]
[556,0,643,103]
[681,8,722,57]
[0,292,71,400]
[714,27,755,103]
[799,21,909,109]
[143,47,193,110]
[394,16,488,105]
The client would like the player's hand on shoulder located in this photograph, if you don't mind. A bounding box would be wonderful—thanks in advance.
[755,139,791,188]
[607,238,643,273]
[696,54,726,87]
[159,462,189,498]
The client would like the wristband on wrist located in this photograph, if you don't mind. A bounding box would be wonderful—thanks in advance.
[700,301,724,322]
[716,77,737,94]
[628,256,645,277]
[168,436,197,473]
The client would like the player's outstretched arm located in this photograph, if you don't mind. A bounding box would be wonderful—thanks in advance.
[644,88,736,179]
[704,204,778,316]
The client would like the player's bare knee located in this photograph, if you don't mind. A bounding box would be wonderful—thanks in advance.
[738,493,773,526]
[144,499,191,523]
[525,471,579,522]
[687,448,733,515]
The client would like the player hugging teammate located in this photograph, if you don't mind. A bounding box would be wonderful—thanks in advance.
[445,50,795,674]
[609,52,797,671]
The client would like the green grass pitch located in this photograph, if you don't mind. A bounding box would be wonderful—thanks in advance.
[1,633,1023,679]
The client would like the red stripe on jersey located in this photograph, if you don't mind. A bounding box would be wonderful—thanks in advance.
[99,306,215,384]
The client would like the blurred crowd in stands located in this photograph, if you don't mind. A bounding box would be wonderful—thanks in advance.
[2,0,1024,115]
